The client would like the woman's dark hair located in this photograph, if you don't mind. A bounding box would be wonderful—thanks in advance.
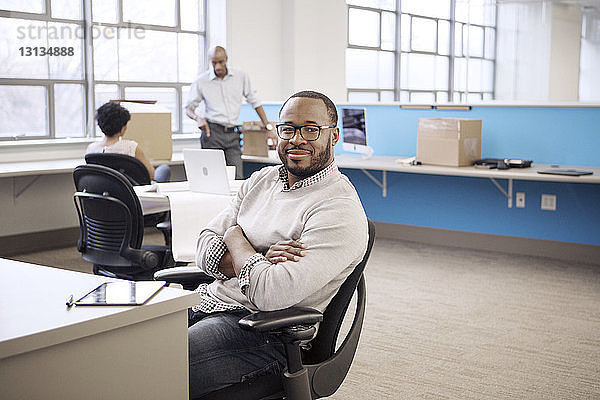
[279,90,338,126]
[96,102,131,137]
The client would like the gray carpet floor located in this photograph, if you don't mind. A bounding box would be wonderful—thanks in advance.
[9,232,600,399]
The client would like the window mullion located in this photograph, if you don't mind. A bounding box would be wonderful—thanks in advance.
[83,0,95,137]
[48,83,55,139]
[448,0,456,101]
[118,0,124,24]
[176,0,181,29]
[492,2,498,100]
[395,0,402,101]
[177,86,183,133]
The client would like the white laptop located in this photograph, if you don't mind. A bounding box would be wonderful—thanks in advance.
[182,149,232,195]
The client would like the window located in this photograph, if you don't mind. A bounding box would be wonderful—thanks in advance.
[0,0,208,140]
[346,0,497,103]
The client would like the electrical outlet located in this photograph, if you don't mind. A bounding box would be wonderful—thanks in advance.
[541,194,557,211]
[516,192,525,208]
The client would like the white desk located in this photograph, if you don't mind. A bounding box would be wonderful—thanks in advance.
[0,157,181,178]
[243,153,600,206]
[0,152,264,179]
[135,182,238,262]
[134,184,173,215]
[0,258,198,399]
[4,153,597,208]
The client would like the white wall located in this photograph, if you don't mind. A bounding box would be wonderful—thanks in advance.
[226,0,347,102]
[579,11,600,101]
[548,4,581,101]
[495,2,583,102]
[207,0,227,49]
[495,2,551,100]
[226,0,285,100]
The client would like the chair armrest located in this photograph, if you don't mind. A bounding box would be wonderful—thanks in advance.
[122,247,162,270]
[239,307,323,333]
[153,266,214,287]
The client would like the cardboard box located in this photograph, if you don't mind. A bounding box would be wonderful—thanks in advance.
[417,118,482,167]
[240,121,277,157]
[115,100,172,161]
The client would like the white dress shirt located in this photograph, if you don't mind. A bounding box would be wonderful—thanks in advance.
[186,67,262,127]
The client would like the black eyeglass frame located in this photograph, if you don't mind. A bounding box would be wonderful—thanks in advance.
[275,123,336,142]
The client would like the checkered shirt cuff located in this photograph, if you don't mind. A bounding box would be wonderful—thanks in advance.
[238,253,269,295]
[204,236,229,280]
[192,283,244,313]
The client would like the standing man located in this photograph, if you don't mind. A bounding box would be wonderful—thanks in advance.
[187,90,368,397]
[186,46,274,179]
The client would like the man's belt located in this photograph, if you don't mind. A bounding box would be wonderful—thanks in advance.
[208,121,239,133]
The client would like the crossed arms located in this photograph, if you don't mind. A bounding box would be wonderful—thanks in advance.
[195,169,367,311]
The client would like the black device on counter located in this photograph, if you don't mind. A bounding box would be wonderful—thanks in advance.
[474,158,532,169]
[537,169,593,176]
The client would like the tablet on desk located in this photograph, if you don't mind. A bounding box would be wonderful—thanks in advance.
[74,281,166,306]
[537,169,593,176]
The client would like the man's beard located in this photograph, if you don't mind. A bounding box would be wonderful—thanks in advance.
[279,135,332,179]
[214,67,227,77]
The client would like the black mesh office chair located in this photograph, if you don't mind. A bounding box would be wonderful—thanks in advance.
[85,152,171,245]
[85,152,151,185]
[155,219,376,400]
[73,164,174,280]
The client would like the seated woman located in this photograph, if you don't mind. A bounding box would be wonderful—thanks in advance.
[86,102,170,182]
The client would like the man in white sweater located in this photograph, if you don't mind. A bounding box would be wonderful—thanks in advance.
[188,90,368,398]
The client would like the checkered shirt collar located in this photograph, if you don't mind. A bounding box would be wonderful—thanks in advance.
[278,162,336,191]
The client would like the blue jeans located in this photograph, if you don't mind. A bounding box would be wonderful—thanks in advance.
[188,308,287,398]
[154,164,171,182]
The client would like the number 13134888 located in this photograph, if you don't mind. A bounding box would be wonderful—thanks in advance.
[19,47,74,56]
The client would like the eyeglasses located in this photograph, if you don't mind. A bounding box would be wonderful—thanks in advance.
[275,123,335,141]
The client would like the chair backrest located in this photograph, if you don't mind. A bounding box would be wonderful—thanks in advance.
[302,218,375,398]
[304,218,375,363]
[73,164,145,267]
[85,152,151,186]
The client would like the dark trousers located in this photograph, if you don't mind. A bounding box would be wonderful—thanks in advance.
[201,122,243,179]
[188,308,286,398]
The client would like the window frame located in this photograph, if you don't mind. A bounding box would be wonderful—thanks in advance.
[346,0,497,103]
[0,0,207,141]
[0,5,86,140]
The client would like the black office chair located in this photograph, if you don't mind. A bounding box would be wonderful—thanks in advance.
[85,152,151,185]
[73,164,175,280]
[85,152,171,245]
[155,219,376,400]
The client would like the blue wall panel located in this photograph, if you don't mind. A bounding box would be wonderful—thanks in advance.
[342,169,600,246]
[240,103,600,245]
[242,104,600,166]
